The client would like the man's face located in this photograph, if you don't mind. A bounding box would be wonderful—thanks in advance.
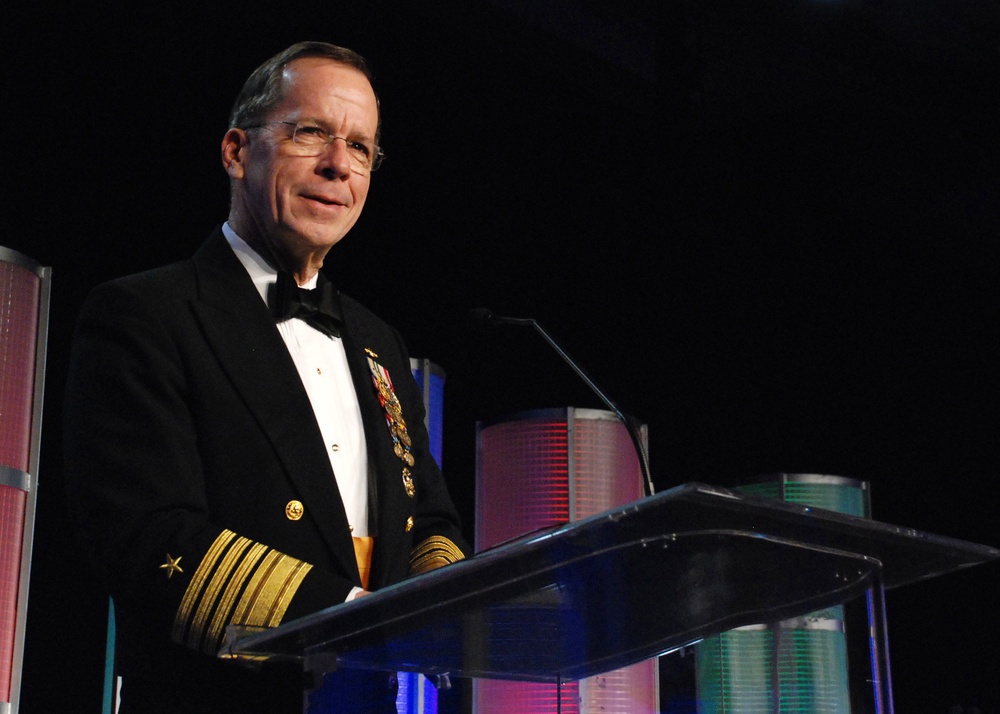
[227,57,380,263]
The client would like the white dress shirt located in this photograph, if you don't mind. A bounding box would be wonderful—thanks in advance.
[222,222,369,538]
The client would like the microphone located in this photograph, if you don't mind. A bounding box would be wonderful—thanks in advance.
[470,308,655,498]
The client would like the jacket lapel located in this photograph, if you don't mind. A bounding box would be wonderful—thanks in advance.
[188,230,359,581]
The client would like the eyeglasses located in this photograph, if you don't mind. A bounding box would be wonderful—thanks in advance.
[244,121,384,172]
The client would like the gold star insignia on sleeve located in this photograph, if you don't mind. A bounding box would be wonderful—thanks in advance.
[160,553,184,579]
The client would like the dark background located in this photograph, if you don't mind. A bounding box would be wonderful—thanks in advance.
[7,1,999,712]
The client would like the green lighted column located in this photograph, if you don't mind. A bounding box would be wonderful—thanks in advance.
[695,474,870,714]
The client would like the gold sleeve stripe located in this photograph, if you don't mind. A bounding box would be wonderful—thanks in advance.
[172,529,238,644]
[236,551,312,629]
[230,549,283,627]
[204,542,268,654]
[171,530,314,656]
[187,535,254,651]
[409,535,466,575]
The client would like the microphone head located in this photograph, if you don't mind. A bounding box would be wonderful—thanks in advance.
[469,307,496,325]
[467,307,499,335]
[467,308,535,332]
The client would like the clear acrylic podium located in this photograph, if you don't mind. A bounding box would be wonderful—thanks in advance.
[225,482,1000,712]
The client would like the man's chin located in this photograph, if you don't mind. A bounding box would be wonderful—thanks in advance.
[285,225,352,254]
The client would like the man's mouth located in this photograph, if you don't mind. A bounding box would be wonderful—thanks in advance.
[303,194,345,207]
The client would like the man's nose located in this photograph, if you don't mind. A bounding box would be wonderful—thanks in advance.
[317,136,352,177]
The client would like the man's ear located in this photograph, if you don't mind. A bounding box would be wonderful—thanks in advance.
[221,128,249,180]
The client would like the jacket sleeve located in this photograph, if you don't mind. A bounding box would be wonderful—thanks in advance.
[62,278,363,659]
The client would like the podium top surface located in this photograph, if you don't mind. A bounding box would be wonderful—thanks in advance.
[227,482,999,682]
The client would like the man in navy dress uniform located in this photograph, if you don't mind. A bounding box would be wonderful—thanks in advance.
[64,41,469,713]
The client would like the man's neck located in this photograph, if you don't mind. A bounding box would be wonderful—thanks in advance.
[227,216,324,286]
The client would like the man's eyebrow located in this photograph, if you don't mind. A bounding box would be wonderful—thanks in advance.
[300,116,374,142]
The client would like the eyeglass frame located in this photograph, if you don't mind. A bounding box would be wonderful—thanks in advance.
[242,120,385,172]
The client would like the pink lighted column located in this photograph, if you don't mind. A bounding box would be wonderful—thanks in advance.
[475,408,657,714]
[0,249,48,710]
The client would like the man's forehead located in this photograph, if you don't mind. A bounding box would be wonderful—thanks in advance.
[277,59,376,116]
[281,57,373,91]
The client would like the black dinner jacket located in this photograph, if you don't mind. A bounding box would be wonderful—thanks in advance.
[63,227,467,709]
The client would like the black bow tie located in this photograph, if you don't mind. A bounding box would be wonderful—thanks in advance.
[268,271,344,338]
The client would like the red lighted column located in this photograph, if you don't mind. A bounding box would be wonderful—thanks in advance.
[0,247,50,712]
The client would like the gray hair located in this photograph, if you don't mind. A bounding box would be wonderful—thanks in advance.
[229,41,381,143]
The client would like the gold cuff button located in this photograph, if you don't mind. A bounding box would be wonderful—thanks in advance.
[285,500,304,521]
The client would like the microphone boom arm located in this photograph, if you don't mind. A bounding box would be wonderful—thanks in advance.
[492,312,655,498]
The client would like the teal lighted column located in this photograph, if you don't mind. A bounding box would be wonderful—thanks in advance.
[695,474,870,713]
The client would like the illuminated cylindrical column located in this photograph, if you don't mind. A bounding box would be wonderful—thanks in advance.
[695,474,870,713]
[395,358,448,714]
[0,247,50,713]
[474,408,657,714]
[410,358,446,466]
